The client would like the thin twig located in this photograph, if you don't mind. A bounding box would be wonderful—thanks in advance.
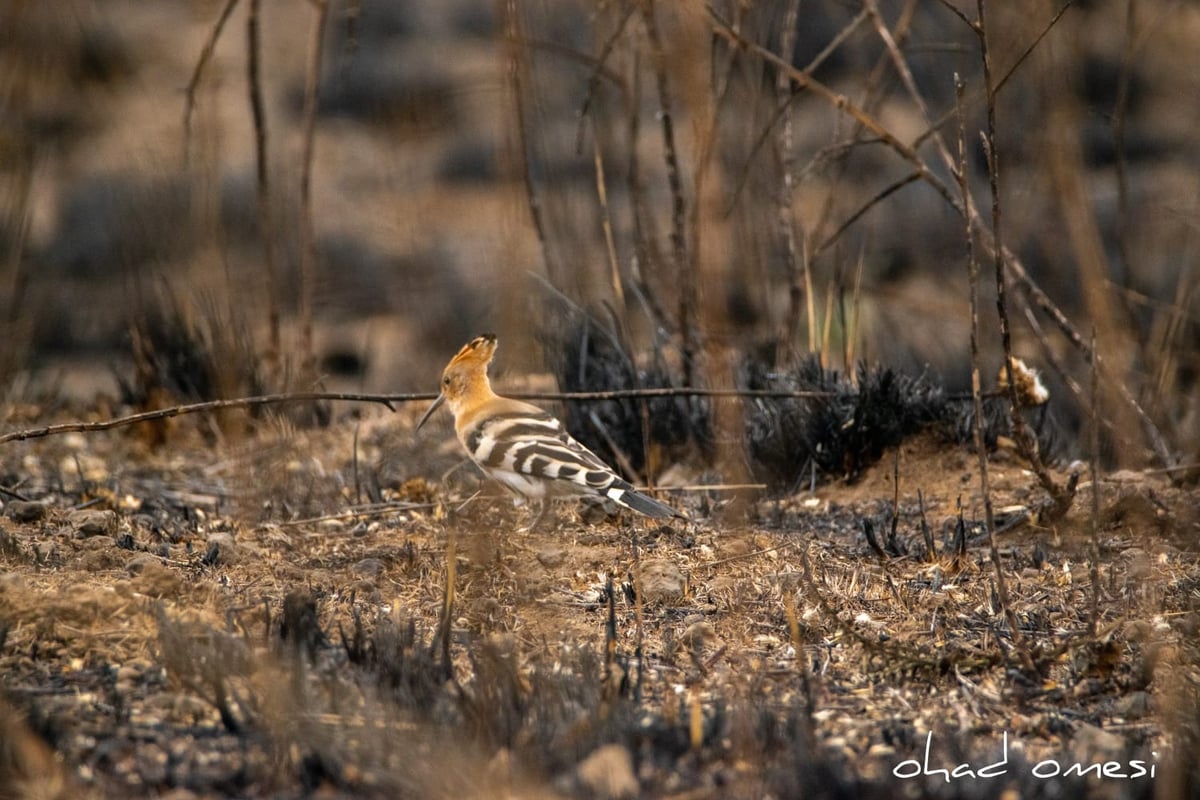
[183,0,241,164]
[641,0,694,382]
[917,1,1077,151]
[297,0,330,375]
[956,64,1035,677]
[574,3,637,155]
[0,387,838,446]
[725,6,872,216]
[246,0,280,358]
[975,0,1072,515]
[503,0,549,262]
[813,171,923,258]
[1088,328,1101,638]
[777,0,804,358]
[714,1,1172,468]
[592,131,625,314]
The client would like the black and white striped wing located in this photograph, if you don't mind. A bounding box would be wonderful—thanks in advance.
[465,412,615,492]
[463,411,681,518]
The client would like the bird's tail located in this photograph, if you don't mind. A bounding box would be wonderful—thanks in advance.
[604,481,685,520]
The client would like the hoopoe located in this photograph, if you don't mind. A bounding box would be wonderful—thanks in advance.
[417,334,684,526]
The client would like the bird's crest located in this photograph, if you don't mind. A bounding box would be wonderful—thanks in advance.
[447,333,497,372]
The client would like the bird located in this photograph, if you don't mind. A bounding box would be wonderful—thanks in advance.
[416,333,684,526]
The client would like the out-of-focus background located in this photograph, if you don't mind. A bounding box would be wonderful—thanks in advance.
[2,0,1197,466]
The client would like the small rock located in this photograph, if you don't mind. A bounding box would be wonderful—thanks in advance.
[115,663,142,693]
[536,547,565,568]
[202,532,241,566]
[68,509,117,537]
[351,557,384,577]
[579,496,614,524]
[638,558,685,603]
[134,562,182,598]
[484,748,513,787]
[679,621,716,649]
[79,536,117,551]
[1071,723,1125,764]
[0,573,25,591]
[1114,691,1150,719]
[5,500,49,523]
[125,553,161,575]
[576,744,638,800]
[33,540,56,563]
[718,537,754,559]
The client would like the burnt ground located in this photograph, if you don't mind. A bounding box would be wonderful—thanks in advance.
[1,402,1197,800]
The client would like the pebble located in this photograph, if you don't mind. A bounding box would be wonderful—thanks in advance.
[536,547,566,568]
[351,558,384,577]
[203,532,241,566]
[1114,691,1150,719]
[68,509,117,537]
[125,553,162,575]
[638,558,685,603]
[679,621,716,648]
[575,744,638,799]
[5,500,49,523]
[1071,722,1125,763]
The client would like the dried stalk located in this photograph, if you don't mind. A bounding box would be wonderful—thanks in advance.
[975,0,1072,516]
[1112,0,1137,279]
[640,0,695,382]
[0,387,839,447]
[592,133,625,315]
[575,2,636,155]
[624,43,670,333]
[502,0,549,264]
[712,1,1171,470]
[776,0,804,358]
[183,0,240,163]
[1088,329,1101,638]
[297,0,330,374]
[955,72,1035,676]
[246,0,280,358]
[2,141,34,386]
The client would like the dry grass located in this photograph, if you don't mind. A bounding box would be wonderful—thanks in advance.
[2,0,1199,797]
[0,408,1196,797]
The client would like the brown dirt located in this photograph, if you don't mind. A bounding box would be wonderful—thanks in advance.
[0,407,1195,799]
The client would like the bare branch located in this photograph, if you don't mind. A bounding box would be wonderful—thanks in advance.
[955,66,1036,677]
[183,0,241,164]
[0,387,843,446]
[298,0,331,372]
[246,0,280,358]
[641,0,695,381]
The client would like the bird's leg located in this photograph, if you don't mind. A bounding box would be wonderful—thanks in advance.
[521,498,553,532]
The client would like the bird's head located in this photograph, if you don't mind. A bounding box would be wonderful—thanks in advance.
[417,333,498,429]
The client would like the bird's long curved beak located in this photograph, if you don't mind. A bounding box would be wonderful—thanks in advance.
[416,394,445,431]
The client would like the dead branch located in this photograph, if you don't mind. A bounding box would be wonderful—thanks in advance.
[1088,329,1101,638]
[711,2,1173,470]
[297,0,330,375]
[956,65,1036,677]
[970,0,1073,515]
[0,387,843,446]
[502,0,548,260]
[183,0,240,163]
[776,0,804,358]
[246,0,280,358]
[574,2,637,155]
[641,0,695,382]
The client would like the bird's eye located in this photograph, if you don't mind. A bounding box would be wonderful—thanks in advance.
[442,376,451,386]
